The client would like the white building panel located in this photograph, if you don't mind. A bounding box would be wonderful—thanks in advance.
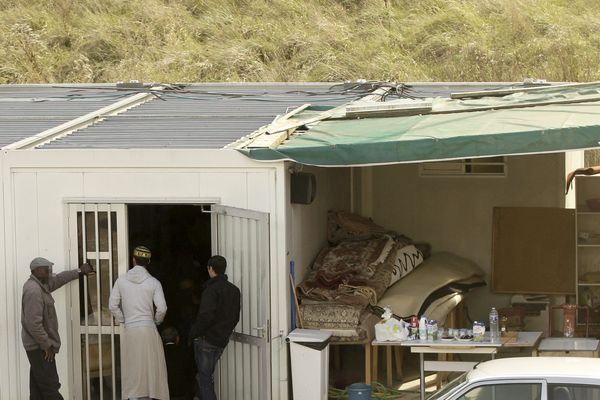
[1,149,288,400]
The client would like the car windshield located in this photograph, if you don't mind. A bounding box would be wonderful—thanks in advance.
[427,372,468,400]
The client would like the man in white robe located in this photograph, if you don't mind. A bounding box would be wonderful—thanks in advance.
[109,246,169,400]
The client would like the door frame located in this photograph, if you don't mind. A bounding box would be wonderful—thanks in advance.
[65,197,274,400]
[67,203,129,400]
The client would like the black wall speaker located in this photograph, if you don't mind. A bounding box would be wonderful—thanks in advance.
[290,172,316,204]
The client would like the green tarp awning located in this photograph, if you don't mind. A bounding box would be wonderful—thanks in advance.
[236,84,600,166]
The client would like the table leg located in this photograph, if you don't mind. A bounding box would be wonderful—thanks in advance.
[386,346,393,387]
[436,353,447,389]
[333,345,341,370]
[365,342,372,384]
[393,347,404,381]
[373,346,379,383]
[420,352,425,400]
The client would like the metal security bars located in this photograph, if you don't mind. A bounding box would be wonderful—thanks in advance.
[212,205,271,400]
[69,204,127,400]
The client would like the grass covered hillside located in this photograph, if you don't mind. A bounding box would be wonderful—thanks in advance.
[1,0,600,83]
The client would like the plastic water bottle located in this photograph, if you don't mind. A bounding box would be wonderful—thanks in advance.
[489,307,499,342]
[418,316,427,340]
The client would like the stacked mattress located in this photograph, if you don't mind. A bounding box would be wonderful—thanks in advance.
[296,211,486,341]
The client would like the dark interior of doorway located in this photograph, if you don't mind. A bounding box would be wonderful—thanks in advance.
[128,204,212,332]
[128,204,212,398]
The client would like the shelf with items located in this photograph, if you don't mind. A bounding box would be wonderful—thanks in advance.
[577,285,600,325]
[576,247,600,279]
[575,176,600,326]
[577,247,600,325]
[576,215,600,245]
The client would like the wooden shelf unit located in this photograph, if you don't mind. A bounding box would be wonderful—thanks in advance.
[575,176,600,326]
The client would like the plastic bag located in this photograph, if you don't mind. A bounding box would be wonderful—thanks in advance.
[375,306,409,341]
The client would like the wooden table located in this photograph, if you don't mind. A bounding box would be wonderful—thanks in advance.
[373,331,542,400]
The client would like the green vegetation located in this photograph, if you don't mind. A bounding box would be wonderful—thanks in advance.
[1,0,600,83]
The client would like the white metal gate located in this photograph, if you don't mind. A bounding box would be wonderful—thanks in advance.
[211,205,271,400]
[68,203,128,400]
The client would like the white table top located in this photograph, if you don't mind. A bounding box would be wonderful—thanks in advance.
[504,331,543,347]
[373,331,543,348]
[399,339,503,348]
[538,337,600,352]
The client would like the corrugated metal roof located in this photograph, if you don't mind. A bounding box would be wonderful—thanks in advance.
[0,82,518,150]
[0,85,129,148]
[40,84,360,149]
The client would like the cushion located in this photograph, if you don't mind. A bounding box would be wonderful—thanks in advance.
[388,244,424,287]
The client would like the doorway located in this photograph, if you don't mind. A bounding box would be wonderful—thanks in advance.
[69,202,271,400]
[128,204,212,399]
[127,204,212,332]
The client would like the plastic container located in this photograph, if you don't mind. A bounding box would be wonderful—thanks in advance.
[489,307,499,342]
[347,383,372,400]
[287,329,332,400]
[427,320,438,341]
[473,321,485,342]
[563,304,577,338]
[419,316,427,340]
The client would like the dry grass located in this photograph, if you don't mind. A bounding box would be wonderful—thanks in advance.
[2,0,600,83]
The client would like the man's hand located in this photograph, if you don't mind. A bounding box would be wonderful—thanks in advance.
[44,347,56,362]
[79,262,95,275]
[566,166,600,194]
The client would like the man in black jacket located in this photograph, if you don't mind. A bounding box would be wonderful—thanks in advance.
[189,255,240,400]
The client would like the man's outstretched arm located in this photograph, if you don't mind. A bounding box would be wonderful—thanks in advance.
[566,166,600,194]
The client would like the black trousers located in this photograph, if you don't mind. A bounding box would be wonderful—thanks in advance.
[26,349,63,400]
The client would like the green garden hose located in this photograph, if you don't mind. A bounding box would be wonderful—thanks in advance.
[328,382,420,399]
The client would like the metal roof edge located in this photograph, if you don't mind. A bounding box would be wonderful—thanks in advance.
[0,83,119,89]
[0,81,567,89]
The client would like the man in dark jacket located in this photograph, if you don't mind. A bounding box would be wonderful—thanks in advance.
[22,257,94,400]
[189,255,240,400]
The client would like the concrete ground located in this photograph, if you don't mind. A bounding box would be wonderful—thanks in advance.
[329,345,444,399]
[328,344,528,399]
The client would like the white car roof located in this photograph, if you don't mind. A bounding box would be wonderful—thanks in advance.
[467,357,600,383]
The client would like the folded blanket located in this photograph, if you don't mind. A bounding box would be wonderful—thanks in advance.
[327,210,388,244]
[299,239,399,306]
[313,235,396,288]
[300,302,364,329]
[326,313,379,343]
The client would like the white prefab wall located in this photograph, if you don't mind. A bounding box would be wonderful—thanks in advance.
[287,165,351,284]
[364,153,566,320]
[0,151,10,400]
[1,149,289,400]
